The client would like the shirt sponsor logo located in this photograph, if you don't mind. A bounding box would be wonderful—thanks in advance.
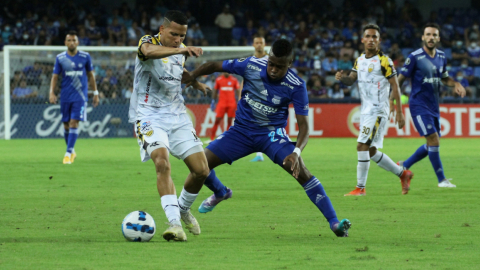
[358,80,377,84]
[245,93,277,115]
[422,77,442,84]
[417,55,426,60]
[65,71,83,77]
[281,82,294,89]
[247,64,261,71]
[158,76,181,82]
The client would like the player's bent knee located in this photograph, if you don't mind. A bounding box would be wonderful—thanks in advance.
[153,158,170,174]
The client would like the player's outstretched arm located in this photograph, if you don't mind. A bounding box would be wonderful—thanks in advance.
[49,74,59,104]
[141,43,203,59]
[283,114,309,179]
[335,70,357,86]
[441,77,466,98]
[182,62,225,87]
[87,71,99,107]
[388,75,405,129]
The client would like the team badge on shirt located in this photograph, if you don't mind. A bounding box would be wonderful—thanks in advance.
[368,63,374,73]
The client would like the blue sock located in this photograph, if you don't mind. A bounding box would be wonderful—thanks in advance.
[64,128,69,145]
[404,144,428,169]
[428,146,446,183]
[204,169,228,198]
[67,128,79,153]
[302,176,339,229]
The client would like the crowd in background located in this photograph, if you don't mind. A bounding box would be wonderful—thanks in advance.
[3,0,480,103]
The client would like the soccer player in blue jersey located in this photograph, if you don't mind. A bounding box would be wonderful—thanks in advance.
[49,31,99,164]
[183,39,351,237]
[394,23,466,188]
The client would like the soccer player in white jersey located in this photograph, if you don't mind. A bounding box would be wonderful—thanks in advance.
[336,24,414,196]
[250,36,268,162]
[395,23,466,188]
[129,10,211,242]
[49,31,99,164]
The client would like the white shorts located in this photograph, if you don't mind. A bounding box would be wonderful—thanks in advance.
[357,115,387,149]
[135,113,203,162]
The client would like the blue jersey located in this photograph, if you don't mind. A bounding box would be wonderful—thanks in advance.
[222,57,309,134]
[53,51,93,103]
[400,48,448,117]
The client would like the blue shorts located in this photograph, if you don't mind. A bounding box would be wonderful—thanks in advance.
[61,101,87,122]
[412,114,441,137]
[206,125,296,166]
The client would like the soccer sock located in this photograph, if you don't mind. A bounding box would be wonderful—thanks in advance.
[371,151,403,177]
[161,194,181,226]
[67,128,79,154]
[204,169,228,198]
[428,146,446,183]
[210,123,219,140]
[302,176,339,229]
[64,128,69,145]
[177,188,198,214]
[256,152,263,157]
[404,144,428,169]
[357,151,370,188]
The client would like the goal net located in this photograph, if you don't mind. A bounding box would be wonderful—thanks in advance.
[1,45,267,139]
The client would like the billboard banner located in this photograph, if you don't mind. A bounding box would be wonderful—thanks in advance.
[2,103,480,138]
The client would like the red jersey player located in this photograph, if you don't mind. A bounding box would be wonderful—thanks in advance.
[210,73,241,141]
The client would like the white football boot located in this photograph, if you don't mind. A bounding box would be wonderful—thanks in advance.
[438,179,456,188]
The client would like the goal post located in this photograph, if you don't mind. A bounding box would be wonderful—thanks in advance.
[2,45,269,140]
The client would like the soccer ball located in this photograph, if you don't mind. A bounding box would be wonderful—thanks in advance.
[121,211,156,242]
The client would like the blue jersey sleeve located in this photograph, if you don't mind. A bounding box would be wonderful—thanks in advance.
[222,57,251,77]
[53,57,62,75]
[400,54,416,78]
[85,53,93,72]
[292,83,309,116]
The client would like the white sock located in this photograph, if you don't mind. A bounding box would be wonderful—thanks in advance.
[72,149,75,154]
[256,152,263,157]
[161,195,181,226]
[64,152,71,158]
[178,188,198,213]
[371,151,403,177]
[357,151,370,188]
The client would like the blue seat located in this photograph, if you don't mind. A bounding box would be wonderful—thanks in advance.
[443,48,452,60]
[401,48,414,58]
[473,67,480,78]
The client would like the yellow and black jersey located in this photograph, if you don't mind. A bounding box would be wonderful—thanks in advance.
[352,51,396,116]
[137,34,161,61]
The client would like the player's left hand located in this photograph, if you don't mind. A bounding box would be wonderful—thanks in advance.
[396,111,405,129]
[283,153,300,179]
[455,82,466,98]
[92,94,99,107]
[191,81,211,96]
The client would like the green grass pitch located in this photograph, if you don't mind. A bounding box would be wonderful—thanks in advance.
[0,138,479,269]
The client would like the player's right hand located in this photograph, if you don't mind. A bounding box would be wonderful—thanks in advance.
[388,100,395,120]
[182,46,203,58]
[49,92,57,104]
[335,70,343,81]
[210,100,216,111]
[396,112,405,129]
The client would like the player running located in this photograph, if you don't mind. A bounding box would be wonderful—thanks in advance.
[250,36,268,162]
[395,23,466,188]
[336,24,413,196]
[183,39,351,237]
[209,73,240,141]
[49,31,99,164]
[129,10,211,242]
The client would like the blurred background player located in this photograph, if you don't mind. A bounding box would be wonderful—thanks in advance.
[396,23,466,188]
[130,10,211,242]
[209,73,240,142]
[184,39,351,237]
[250,36,268,162]
[49,31,99,164]
[336,24,413,196]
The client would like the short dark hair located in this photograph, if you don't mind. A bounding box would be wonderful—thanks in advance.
[362,24,380,35]
[67,30,77,36]
[423,22,440,34]
[164,10,188,26]
[271,39,293,59]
